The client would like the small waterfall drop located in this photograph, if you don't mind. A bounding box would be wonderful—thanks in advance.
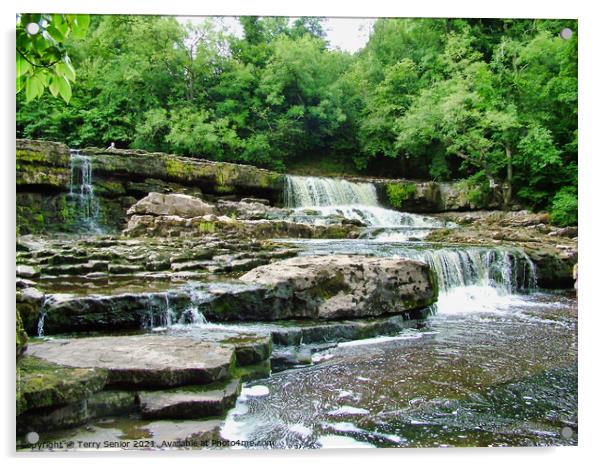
[392,247,537,293]
[69,149,102,233]
[144,293,177,329]
[393,246,538,314]
[178,288,211,325]
[284,175,446,237]
[285,176,379,207]
[37,296,54,337]
[146,290,211,330]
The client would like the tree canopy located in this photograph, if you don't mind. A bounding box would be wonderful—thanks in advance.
[16,16,578,225]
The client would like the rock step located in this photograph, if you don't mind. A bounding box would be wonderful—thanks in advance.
[17,390,137,434]
[138,379,241,419]
[270,310,432,346]
[27,336,235,388]
[17,355,108,416]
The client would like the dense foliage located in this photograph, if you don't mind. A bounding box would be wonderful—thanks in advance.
[16,16,577,223]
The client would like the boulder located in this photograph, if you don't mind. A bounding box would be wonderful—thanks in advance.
[27,335,236,388]
[16,265,39,279]
[238,255,438,320]
[127,192,214,218]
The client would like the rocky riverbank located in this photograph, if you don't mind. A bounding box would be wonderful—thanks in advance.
[16,138,577,448]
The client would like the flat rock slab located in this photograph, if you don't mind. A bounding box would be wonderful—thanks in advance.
[28,336,235,388]
[161,326,272,366]
[17,355,107,416]
[139,379,241,419]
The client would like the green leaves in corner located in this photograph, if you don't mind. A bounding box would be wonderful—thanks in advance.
[16,13,89,103]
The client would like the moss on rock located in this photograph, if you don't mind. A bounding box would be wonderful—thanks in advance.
[16,311,28,359]
[16,355,108,416]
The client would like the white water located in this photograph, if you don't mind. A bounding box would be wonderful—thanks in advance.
[36,296,54,337]
[281,175,539,316]
[69,149,102,233]
[284,175,447,238]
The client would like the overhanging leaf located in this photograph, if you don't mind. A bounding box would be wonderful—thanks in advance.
[25,73,44,102]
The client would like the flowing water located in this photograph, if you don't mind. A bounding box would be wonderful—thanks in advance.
[69,149,102,234]
[221,291,576,448]
[217,176,577,448]
[32,175,577,449]
[284,175,447,240]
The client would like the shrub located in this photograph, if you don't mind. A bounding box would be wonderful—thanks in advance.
[550,186,578,227]
[386,183,417,208]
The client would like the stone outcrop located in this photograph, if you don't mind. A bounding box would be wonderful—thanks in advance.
[16,138,521,235]
[37,291,192,334]
[366,179,504,213]
[16,138,286,234]
[17,328,273,435]
[16,356,108,416]
[27,336,236,388]
[123,192,362,240]
[16,139,71,190]
[82,145,285,199]
[237,255,438,320]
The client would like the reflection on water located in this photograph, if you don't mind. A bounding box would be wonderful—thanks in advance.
[221,291,577,448]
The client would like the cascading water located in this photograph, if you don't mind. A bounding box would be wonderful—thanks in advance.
[178,287,211,325]
[146,290,210,330]
[285,176,379,207]
[143,293,176,329]
[284,175,447,240]
[69,149,102,234]
[37,296,54,337]
[391,246,538,314]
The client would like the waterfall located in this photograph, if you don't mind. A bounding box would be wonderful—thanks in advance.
[391,247,537,293]
[145,290,210,329]
[285,176,379,207]
[144,293,177,329]
[392,246,538,314]
[37,296,54,337]
[284,175,446,235]
[178,288,211,325]
[69,149,102,233]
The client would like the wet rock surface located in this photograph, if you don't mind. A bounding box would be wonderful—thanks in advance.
[239,255,438,320]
